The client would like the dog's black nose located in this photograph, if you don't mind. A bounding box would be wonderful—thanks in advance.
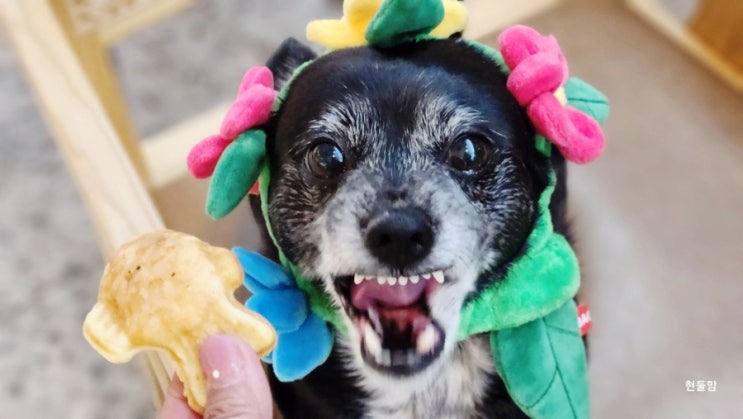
[365,207,434,269]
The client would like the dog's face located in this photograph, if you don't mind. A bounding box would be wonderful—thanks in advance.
[264,39,548,382]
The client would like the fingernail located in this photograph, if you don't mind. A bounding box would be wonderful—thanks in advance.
[199,335,247,389]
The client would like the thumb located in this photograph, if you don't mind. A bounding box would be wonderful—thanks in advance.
[199,335,273,419]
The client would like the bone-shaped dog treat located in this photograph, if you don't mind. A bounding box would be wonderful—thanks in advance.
[83,230,277,413]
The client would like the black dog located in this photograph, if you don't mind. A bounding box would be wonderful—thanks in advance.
[250,37,572,419]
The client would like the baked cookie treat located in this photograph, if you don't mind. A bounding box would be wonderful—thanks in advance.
[83,230,276,413]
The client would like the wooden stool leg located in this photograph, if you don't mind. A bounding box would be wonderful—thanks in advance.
[48,0,151,186]
[689,0,743,72]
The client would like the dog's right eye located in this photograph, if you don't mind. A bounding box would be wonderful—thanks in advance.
[446,135,491,173]
[305,142,346,179]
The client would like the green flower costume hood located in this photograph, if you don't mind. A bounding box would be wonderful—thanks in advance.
[187,1,609,418]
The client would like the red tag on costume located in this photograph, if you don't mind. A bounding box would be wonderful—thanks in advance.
[577,303,592,336]
[248,181,260,196]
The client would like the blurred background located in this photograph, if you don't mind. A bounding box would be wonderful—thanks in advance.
[0,0,741,418]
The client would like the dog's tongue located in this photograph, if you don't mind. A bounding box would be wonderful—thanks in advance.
[352,278,439,355]
[350,278,428,311]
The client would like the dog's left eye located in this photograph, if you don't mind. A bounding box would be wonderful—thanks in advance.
[305,141,346,179]
[446,135,491,173]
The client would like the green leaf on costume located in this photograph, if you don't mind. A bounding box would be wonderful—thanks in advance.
[565,77,610,124]
[206,130,266,219]
[491,300,589,419]
[366,0,444,47]
[457,169,579,339]
[535,135,552,157]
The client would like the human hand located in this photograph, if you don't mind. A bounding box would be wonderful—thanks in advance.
[159,335,273,419]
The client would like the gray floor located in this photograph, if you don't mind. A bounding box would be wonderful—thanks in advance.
[1,0,741,418]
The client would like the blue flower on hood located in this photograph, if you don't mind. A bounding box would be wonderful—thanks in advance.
[232,248,333,382]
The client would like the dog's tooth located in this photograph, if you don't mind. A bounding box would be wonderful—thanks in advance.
[388,276,397,286]
[421,273,431,281]
[374,350,383,365]
[382,349,391,367]
[363,322,382,358]
[364,275,375,282]
[368,306,383,334]
[409,275,420,284]
[432,271,445,284]
[407,351,416,366]
[416,323,437,354]
[354,274,365,285]
[392,350,409,367]
[377,276,386,285]
[398,276,408,286]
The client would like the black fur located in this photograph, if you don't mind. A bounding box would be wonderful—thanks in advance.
[250,37,572,418]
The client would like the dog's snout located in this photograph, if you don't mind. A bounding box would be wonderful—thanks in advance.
[365,207,434,268]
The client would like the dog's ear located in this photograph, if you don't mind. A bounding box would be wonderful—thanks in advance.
[250,39,316,261]
[249,194,279,262]
[266,38,317,90]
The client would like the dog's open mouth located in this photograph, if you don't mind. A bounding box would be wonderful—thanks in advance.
[334,271,446,375]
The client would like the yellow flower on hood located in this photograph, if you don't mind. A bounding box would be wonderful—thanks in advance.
[307,0,467,49]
